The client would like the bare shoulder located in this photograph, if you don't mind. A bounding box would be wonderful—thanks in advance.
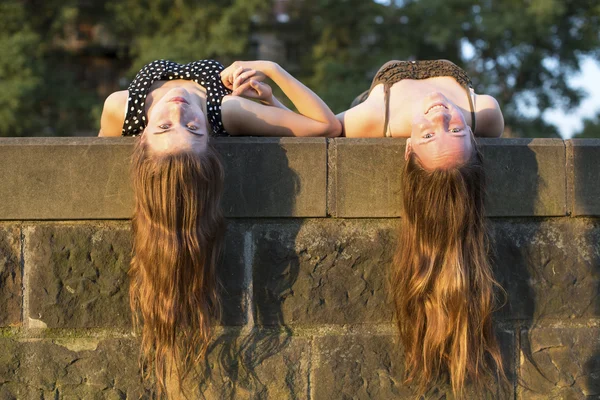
[99,90,128,137]
[474,93,504,137]
[476,94,500,111]
[339,95,384,138]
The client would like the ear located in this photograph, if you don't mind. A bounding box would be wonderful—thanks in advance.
[404,138,412,160]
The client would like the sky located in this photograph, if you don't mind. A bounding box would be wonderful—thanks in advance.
[543,57,600,138]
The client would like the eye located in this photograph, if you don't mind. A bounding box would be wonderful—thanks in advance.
[158,124,170,130]
[450,127,463,133]
[423,133,434,139]
[187,124,199,131]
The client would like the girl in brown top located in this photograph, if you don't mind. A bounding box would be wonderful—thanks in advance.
[339,59,503,169]
[338,60,506,397]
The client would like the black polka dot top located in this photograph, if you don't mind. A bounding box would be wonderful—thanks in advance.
[121,59,231,137]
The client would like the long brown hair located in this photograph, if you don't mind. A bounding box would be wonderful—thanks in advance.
[129,138,225,396]
[390,141,505,396]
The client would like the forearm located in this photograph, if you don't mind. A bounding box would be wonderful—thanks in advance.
[262,93,290,111]
[263,63,339,129]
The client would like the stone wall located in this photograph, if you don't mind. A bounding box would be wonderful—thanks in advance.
[0,137,599,399]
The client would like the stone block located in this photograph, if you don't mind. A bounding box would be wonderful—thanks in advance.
[175,328,309,399]
[0,137,326,220]
[0,137,134,220]
[329,138,405,218]
[492,219,600,321]
[216,137,327,217]
[311,331,513,400]
[519,327,600,398]
[567,139,600,216]
[329,138,566,218]
[24,222,247,329]
[481,138,566,216]
[0,337,151,398]
[219,223,251,326]
[252,220,398,326]
[311,333,409,399]
[24,223,133,329]
[0,225,21,327]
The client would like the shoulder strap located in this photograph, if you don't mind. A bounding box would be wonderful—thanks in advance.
[466,87,476,133]
[383,84,392,137]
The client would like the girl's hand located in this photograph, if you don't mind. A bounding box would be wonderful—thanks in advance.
[232,79,273,104]
[221,61,272,90]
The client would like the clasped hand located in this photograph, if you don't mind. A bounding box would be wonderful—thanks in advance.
[221,61,273,103]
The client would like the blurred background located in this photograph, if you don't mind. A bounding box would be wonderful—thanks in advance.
[1,0,599,138]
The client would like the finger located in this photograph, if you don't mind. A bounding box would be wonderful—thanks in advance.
[232,66,247,82]
[250,80,263,94]
[233,70,257,89]
[232,81,256,97]
[220,70,232,88]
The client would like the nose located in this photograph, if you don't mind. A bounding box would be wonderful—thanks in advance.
[167,103,190,123]
[430,109,450,124]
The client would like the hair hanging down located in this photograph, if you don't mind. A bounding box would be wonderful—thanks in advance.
[129,139,225,396]
[391,141,505,397]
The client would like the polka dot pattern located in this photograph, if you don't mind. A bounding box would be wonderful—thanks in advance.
[121,59,231,137]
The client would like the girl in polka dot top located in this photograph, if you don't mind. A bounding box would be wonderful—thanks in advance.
[99,59,341,143]
[98,59,340,397]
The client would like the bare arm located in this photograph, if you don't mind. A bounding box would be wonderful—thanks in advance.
[474,94,504,138]
[266,94,291,111]
[221,61,341,137]
[99,91,128,137]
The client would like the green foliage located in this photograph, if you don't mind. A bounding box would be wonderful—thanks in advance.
[0,2,43,136]
[0,0,109,136]
[572,113,600,138]
[283,0,600,137]
[108,0,270,76]
[0,0,599,137]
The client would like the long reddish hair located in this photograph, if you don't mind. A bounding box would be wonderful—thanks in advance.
[129,138,225,396]
[390,141,505,396]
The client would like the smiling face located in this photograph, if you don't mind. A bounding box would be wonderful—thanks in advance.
[406,92,473,170]
[143,87,209,154]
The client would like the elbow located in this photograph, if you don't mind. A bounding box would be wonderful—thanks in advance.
[321,119,342,138]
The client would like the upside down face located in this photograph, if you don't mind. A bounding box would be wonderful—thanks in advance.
[143,87,209,154]
[406,92,473,170]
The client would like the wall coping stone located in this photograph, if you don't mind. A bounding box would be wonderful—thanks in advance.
[1,137,599,219]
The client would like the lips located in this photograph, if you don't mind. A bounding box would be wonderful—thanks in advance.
[425,103,448,114]
[168,97,189,104]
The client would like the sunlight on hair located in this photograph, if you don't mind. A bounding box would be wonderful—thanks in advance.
[129,138,225,397]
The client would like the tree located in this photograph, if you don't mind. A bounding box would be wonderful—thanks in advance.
[0,2,43,136]
[1,0,599,137]
[572,112,600,138]
[280,0,600,138]
[106,0,270,76]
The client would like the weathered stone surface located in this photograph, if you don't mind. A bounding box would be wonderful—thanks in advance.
[567,139,600,216]
[25,222,247,329]
[311,333,410,399]
[0,137,327,220]
[492,219,600,321]
[219,223,250,326]
[329,138,405,218]
[25,223,132,329]
[253,220,398,326]
[329,138,566,218]
[519,327,600,398]
[0,137,134,220]
[0,337,151,399]
[481,138,566,217]
[311,331,514,400]
[216,137,327,217]
[174,329,309,399]
[0,225,21,327]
